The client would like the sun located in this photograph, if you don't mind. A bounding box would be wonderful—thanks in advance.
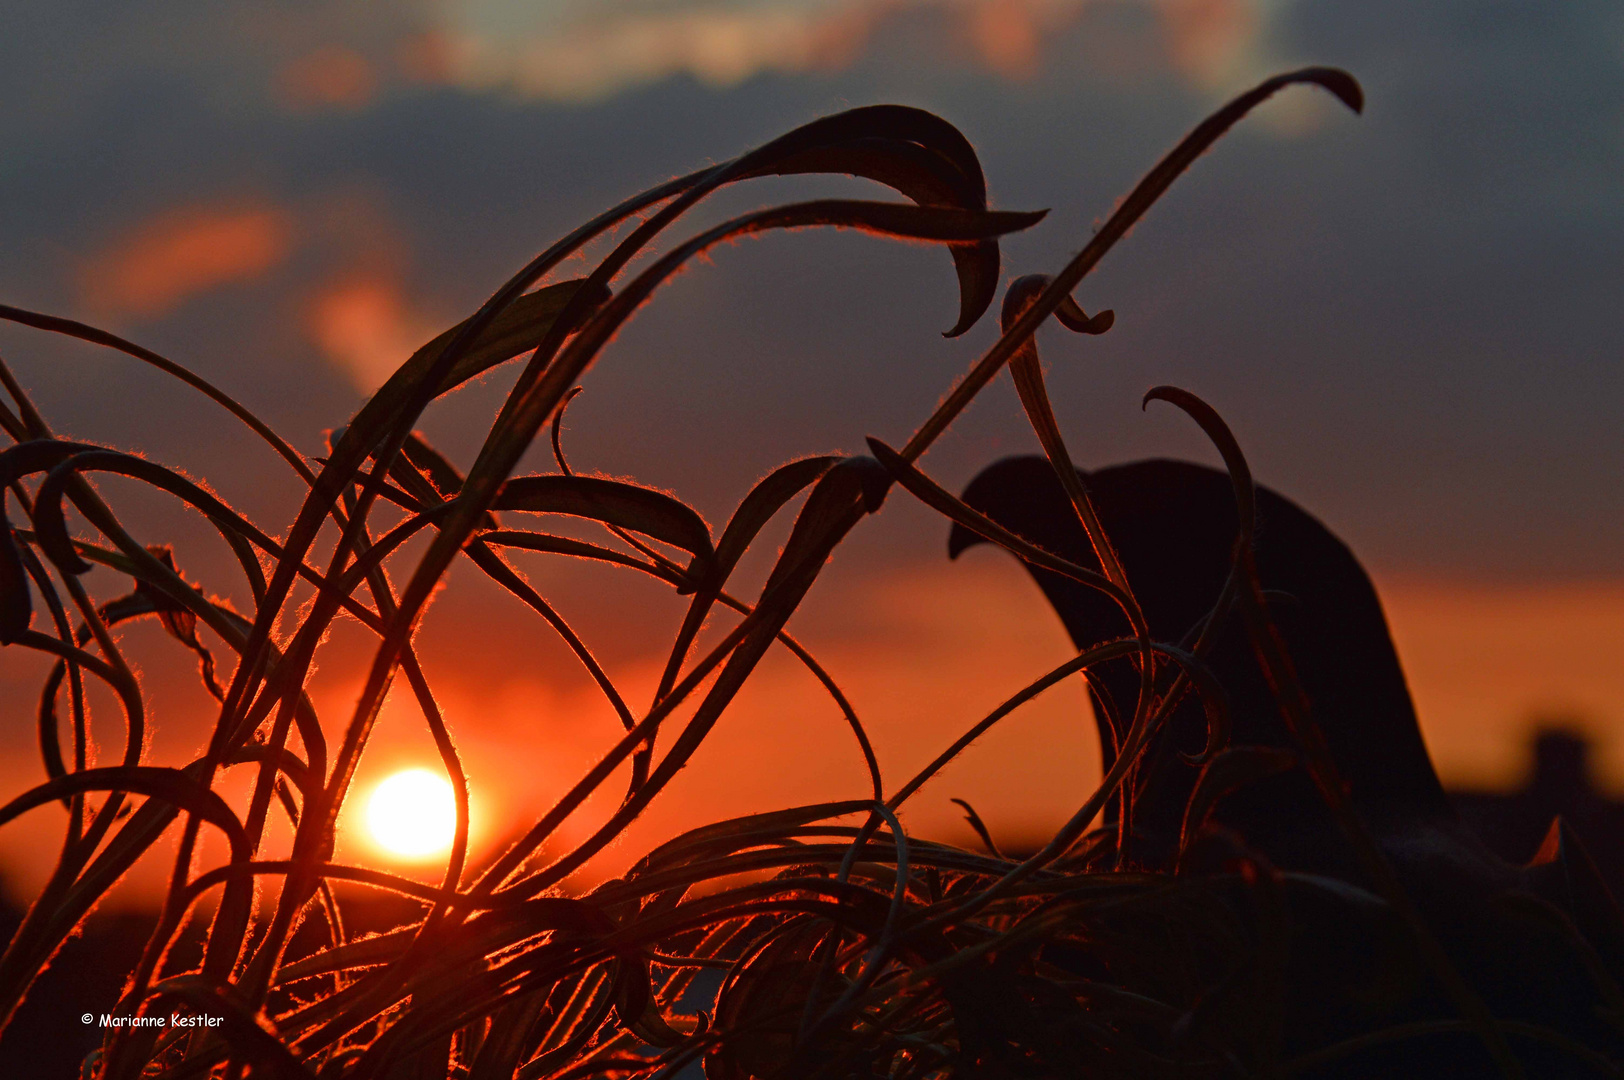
[366,768,458,859]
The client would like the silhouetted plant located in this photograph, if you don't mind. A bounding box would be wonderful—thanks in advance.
[6,66,1599,1080]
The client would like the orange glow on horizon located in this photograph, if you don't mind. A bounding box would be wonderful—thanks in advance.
[2,565,1621,903]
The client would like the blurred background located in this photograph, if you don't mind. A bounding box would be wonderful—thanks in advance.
[2,0,1622,923]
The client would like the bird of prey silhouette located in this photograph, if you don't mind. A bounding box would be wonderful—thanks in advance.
[951,455,1624,1075]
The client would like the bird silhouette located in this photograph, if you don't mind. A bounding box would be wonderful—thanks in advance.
[951,455,1624,1076]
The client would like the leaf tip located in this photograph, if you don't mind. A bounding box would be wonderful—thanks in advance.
[1302,66,1364,115]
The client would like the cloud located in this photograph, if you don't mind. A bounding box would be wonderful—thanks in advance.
[447,3,868,101]
[964,0,1048,78]
[78,204,293,318]
[276,45,378,111]
[304,273,441,392]
[437,0,1272,101]
[1157,0,1259,87]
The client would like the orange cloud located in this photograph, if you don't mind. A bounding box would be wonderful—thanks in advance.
[80,205,293,318]
[966,0,1045,79]
[1156,0,1258,87]
[395,30,464,84]
[305,274,440,392]
[276,45,378,110]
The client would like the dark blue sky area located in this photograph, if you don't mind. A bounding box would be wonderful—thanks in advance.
[1,0,1620,587]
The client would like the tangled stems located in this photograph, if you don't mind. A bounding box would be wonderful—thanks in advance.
[8,69,1531,1080]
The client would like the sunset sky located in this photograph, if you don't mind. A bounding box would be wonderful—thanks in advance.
[2,0,1622,900]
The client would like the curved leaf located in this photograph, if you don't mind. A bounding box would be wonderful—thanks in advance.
[636,800,875,874]
[0,303,316,484]
[0,766,247,862]
[747,130,993,336]
[733,104,997,336]
[1142,385,1256,547]
[401,431,470,499]
[713,456,844,587]
[353,279,611,419]
[495,475,714,564]
[0,438,106,489]
[146,976,316,1080]
[30,450,279,597]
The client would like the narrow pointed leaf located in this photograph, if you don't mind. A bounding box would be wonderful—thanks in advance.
[333,279,608,470]
[401,432,470,499]
[422,280,612,398]
[656,455,839,701]
[494,475,713,564]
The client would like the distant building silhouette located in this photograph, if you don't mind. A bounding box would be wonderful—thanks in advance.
[1452,726,1624,896]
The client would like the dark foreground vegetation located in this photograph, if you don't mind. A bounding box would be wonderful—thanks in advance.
[2,66,1621,1078]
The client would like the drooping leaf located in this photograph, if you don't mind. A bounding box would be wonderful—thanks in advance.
[747,127,994,336]
[401,432,468,500]
[1143,385,1256,547]
[950,798,1003,859]
[1001,275,1132,597]
[0,303,317,483]
[494,475,714,565]
[133,546,199,644]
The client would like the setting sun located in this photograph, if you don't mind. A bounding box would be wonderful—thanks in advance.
[366,768,458,859]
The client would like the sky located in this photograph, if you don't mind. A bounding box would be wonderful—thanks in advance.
[1,0,1622,899]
